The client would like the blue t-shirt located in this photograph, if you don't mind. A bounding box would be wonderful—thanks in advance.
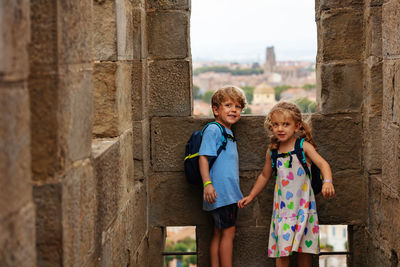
[199,124,243,211]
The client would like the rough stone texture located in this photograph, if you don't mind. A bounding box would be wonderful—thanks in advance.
[131,181,148,254]
[149,60,191,116]
[148,227,165,267]
[382,60,400,125]
[382,0,400,58]
[316,63,363,113]
[116,0,134,60]
[233,227,273,267]
[0,203,36,267]
[149,172,208,226]
[132,8,147,60]
[0,0,30,81]
[132,60,148,121]
[93,0,117,61]
[147,11,189,59]
[364,60,383,116]
[62,160,96,266]
[317,9,364,62]
[0,87,31,219]
[364,116,382,172]
[365,6,382,58]
[93,62,132,138]
[315,0,363,13]
[381,121,400,192]
[146,0,190,10]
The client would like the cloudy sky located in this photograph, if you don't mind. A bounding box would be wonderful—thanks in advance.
[190,0,317,62]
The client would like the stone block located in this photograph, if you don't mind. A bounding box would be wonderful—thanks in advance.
[382,121,399,191]
[312,114,362,172]
[93,62,132,138]
[365,6,382,58]
[132,8,147,60]
[116,0,134,60]
[383,60,400,124]
[132,235,149,267]
[133,120,150,160]
[382,0,400,58]
[132,0,145,8]
[364,116,382,172]
[0,203,36,267]
[132,60,148,121]
[58,1,92,64]
[92,138,121,232]
[131,181,148,253]
[0,0,30,81]
[316,0,363,13]
[367,174,383,238]
[149,172,208,226]
[316,170,366,224]
[234,227,274,267]
[149,60,191,116]
[93,0,117,61]
[147,11,189,59]
[0,87,31,219]
[62,159,96,266]
[317,9,363,62]
[119,129,135,200]
[148,227,165,267]
[365,59,383,116]
[234,116,270,170]
[151,117,211,171]
[146,0,190,10]
[34,183,62,266]
[316,63,363,113]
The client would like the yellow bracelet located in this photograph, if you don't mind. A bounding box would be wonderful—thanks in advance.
[203,181,212,188]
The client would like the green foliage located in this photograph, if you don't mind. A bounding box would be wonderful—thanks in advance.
[202,90,214,104]
[320,243,334,251]
[242,107,252,114]
[183,255,197,267]
[294,97,316,113]
[302,83,316,90]
[241,86,254,104]
[193,66,264,76]
[193,85,201,99]
[173,242,188,260]
[274,85,291,101]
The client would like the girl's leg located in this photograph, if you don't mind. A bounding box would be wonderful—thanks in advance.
[276,256,290,267]
[210,227,222,267]
[219,226,235,267]
[297,253,312,267]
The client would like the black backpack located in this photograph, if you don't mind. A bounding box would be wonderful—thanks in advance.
[184,122,230,185]
[270,138,323,195]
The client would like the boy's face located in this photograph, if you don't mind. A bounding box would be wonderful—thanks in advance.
[212,98,242,129]
[270,112,300,143]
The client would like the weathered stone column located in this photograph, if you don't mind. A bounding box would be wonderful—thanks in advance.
[0,1,36,266]
[29,1,95,265]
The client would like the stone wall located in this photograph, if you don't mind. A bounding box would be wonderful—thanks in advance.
[0,0,399,266]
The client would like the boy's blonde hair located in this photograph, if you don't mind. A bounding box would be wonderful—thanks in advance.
[264,101,316,150]
[211,85,247,110]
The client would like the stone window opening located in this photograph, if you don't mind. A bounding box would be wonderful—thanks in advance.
[319,225,350,267]
[162,226,197,267]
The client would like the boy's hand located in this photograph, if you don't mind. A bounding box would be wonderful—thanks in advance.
[238,196,254,208]
[321,182,335,199]
[203,184,217,204]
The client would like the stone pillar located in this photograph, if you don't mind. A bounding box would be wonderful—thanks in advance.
[29,1,95,265]
[0,1,36,266]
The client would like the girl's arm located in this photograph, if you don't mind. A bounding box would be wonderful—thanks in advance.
[238,148,273,208]
[303,141,335,198]
[199,155,217,204]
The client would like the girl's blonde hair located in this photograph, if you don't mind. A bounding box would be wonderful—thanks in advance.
[264,101,316,150]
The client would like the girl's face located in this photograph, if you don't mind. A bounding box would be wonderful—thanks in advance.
[270,112,300,144]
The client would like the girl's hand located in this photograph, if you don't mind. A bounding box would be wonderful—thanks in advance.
[203,184,217,204]
[238,196,254,208]
[321,182,335,199]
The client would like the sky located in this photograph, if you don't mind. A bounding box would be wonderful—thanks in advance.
[190,0,317,63]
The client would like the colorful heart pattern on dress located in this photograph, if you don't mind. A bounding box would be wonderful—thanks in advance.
[283,233,290,241]
[282,180,289,186]
[287,202,294,210]
[283,223,290,231]
[287,172,294,180]
[284,160,290,168]
[286,192,293,200]
[297,167,305,176]
[305,240,313,248]
[300,198,306,206]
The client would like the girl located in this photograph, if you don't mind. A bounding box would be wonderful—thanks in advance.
[238,101,335,267]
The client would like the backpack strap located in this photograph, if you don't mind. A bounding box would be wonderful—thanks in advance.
[201,122,229,168]
[294,138,311,178]
[270,149,278,175]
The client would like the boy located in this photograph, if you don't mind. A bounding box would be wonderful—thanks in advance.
[199,85,247,267]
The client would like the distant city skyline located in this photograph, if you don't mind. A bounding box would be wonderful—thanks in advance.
[191,0,317,63]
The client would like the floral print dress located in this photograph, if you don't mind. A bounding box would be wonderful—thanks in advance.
[268,151,319,257]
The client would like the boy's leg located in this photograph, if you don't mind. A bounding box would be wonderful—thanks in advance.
[276,257,290,267]
[219,225,235,267]
[210,226,222,267]
[297,253,312,267]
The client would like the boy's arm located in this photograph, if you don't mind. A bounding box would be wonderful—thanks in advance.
[238,148,273,208]
[199,155,217,204]
[303,141,335,198]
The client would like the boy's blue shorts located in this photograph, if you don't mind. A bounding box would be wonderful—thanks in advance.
[210,203,238,229]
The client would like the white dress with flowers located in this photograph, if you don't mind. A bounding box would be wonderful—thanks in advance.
[268,151,319,257]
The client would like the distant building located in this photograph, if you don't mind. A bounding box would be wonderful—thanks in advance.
[280,87,316,102]
[252,83,275,105]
